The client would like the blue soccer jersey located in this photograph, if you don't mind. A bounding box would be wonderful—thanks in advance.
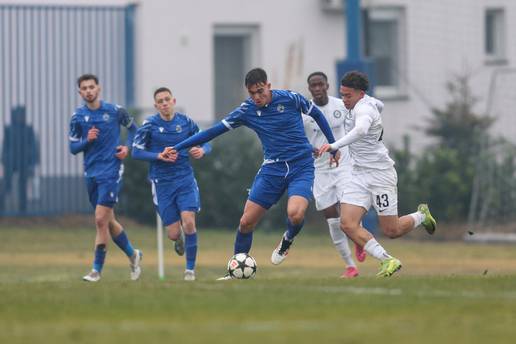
[69,101,135,178]
[132,113,211,183]
[221,90,315,163]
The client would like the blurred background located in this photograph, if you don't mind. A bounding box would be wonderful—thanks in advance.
[0,0,514,239]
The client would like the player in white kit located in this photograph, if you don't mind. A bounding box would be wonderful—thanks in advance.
[302,72,372,278]
[320,71,437,277]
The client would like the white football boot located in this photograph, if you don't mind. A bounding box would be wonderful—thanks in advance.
[82,270,101,282]
[271,234,293,265]
[129,249,143,281]
[184,269,196,281]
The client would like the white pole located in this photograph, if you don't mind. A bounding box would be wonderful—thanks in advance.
[156,212,165,280]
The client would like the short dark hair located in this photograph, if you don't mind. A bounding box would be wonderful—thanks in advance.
[340,71,369,91]
[245,68,268,87]
[153,87,172,99]
[77,74,99,88]
[307,71,328,83]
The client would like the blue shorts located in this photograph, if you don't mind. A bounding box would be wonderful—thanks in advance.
[85,176,122,209]
[152,177,200,226]
[248,157,315,209]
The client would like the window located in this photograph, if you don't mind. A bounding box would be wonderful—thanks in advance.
[485,9,506,63]
[363,7,406,98]
[213,25,260,118]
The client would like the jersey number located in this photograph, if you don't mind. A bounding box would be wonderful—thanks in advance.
[376,194,389,208]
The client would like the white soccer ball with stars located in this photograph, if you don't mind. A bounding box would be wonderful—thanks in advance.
[227,253,257,279]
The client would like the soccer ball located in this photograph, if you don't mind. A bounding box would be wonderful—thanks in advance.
[227,253,257,279]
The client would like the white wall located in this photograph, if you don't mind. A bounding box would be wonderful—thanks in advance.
[366,0,516,150]
[134,0,346,124]
[5,0,516,151]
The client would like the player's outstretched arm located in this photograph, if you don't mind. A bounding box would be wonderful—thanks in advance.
[174,122,229,152]
[132,146,177,162]
[320,112,373,154]
[306,106,336,144]
[132,146,159,161]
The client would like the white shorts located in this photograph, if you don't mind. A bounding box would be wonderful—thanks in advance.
[313,168,351,211]
[340,166,398,216]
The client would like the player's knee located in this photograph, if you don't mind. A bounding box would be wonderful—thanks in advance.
[340,220,357,235]
[382,226,400,239]
[239,216,255,232]
[182,220,196,234]
[95,215,109,229]
[287,210,305,225]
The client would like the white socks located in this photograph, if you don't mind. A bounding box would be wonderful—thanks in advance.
[364,238,391,262]
[409,211,426,229]
[327,218,356,267]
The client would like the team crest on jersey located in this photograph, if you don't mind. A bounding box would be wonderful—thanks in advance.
[333,110,342,118]
[103,113,110,122]
[345,111,353,120]
[159,127,164,133]
[277,104,285,113]
[257,110,262,117]
[84,116,90,122]
[176,125,182,133]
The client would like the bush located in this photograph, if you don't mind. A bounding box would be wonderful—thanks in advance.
[120,126,292,230]
[392,74,516,223]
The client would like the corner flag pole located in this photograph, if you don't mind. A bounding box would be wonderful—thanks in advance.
[156,213,165,280]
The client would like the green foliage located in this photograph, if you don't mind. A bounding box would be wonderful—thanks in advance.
[118,157,156,225]
[426,76,493,156]
[120,126,289,230]
[412,147,475,220]
[192,127,261,229]
[393,75,516,223]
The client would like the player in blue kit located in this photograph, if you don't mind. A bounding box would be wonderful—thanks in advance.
[132,87,211,281]
[170,68,338,279]
[69,74,142,282]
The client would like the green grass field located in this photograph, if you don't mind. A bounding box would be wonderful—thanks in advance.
[1,225,516,343]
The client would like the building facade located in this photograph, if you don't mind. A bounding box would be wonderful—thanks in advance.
[1,0,515,216]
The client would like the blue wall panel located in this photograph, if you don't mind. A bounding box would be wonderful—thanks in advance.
[0,5,134,216]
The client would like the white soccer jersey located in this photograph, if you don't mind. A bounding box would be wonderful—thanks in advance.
[302,96,351,173]
[344,95,394,170]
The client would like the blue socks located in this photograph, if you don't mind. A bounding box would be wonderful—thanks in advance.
[185,232,197,271]
[93,244,106,273]
[234,229,253,254]
[285,218,304,241]
[112,230,135,258]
